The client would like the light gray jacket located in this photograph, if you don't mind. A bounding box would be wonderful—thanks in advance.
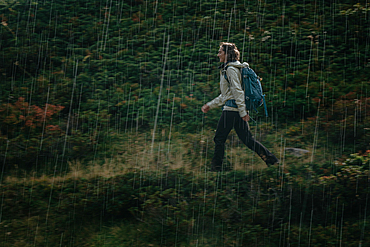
[206,61,249,118]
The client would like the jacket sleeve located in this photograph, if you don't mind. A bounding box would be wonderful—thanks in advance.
[226,67,247,118]
[206,94,225,109]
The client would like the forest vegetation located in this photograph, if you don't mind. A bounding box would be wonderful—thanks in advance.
[0,0,370,245]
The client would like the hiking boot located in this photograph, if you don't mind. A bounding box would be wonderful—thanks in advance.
[210,159,222,172]
[265,155,280,166]
[210,163,222,172]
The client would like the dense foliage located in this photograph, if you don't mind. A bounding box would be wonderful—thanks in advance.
[1,0,370,245]
[0,158,369,246]
[1,0,369,165]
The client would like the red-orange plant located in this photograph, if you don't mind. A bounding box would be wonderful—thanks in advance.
[0,97,64,133]
[0,97,65,165]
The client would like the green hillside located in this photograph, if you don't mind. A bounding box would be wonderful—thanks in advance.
[0,0,370,245]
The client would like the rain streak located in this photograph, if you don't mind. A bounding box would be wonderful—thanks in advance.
[0,0,370,246]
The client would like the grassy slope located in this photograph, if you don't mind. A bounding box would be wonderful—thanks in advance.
[0,124,354,246]
[1,0,370,245]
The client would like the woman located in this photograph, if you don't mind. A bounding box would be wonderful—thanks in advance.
[201,42,279,171]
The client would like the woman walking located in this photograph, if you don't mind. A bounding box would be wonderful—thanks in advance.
[201,42,279,171]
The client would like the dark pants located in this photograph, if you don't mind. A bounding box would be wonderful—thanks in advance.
[212,111,277,167]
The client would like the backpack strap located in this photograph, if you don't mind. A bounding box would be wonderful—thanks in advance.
[223,67,235,107]
[223,72,229,83]
[223,66,230,83]
[262,94,268,117]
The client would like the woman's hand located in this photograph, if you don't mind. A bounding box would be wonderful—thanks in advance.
[242,114,250,122]
[201,104,210,113]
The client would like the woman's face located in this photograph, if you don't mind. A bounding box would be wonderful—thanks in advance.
[217,47,226,63]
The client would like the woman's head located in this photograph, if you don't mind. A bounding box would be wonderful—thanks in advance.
[218,42,240,63]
